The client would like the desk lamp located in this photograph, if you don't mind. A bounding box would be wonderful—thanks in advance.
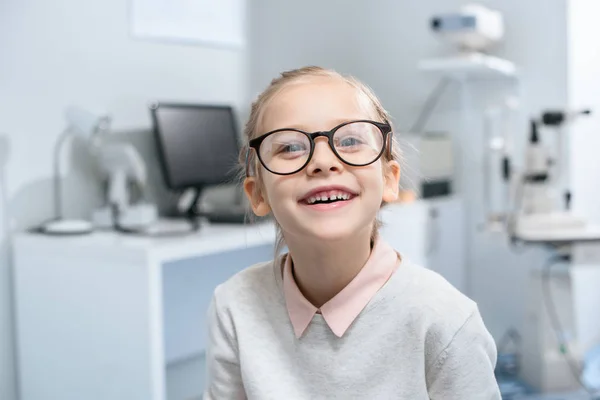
[40,106,111,235]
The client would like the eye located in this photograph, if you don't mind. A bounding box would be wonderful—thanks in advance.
[338,136,364,147]
[335,134,367,150]
[277,142,307,154]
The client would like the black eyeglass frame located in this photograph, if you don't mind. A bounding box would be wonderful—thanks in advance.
[245,120,392,176]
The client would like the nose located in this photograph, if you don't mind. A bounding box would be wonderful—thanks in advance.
[306,137,343,176]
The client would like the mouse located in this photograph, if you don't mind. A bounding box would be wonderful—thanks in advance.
[42,219,94,235]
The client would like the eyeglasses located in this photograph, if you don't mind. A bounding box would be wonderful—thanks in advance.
[245,120,392,176]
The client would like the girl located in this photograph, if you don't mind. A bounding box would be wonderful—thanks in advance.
[204,66,501,399]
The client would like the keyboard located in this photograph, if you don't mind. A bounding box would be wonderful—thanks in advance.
[203,210,248,224]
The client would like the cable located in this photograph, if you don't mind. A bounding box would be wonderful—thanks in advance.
[541,254,599,398]
[409,78,451,133]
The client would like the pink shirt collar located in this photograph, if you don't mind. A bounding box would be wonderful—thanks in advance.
[282,239,399,338]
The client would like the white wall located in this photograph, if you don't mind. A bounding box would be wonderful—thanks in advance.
[0,1,247,398]
[567,0,600,223]
[249,0,568,340]
[566,0,600,361]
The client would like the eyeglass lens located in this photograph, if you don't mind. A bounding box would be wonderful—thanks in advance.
[258,121,384,174]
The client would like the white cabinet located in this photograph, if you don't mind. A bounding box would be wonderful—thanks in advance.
[380,196,466,292]
[425,196,467,292]
[379,200,430,267]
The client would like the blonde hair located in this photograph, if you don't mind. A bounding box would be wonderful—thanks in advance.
[238,66,402,256]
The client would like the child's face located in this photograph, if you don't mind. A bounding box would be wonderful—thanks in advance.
[244,77,401,243]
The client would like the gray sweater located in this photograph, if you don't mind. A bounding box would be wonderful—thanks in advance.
[204,258,501,399]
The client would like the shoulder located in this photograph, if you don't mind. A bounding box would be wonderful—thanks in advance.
[390,260,495,368]
[390,260,484,344]
[393,260,476,323]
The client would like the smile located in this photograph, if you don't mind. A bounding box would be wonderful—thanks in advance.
[299,185,359,208]
[304,190,353,205]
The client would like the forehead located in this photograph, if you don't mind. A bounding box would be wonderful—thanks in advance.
[260,76,376,133]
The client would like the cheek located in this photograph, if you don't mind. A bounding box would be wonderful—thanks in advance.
[356,165,385,192]
[261,174,295,206]
[263,178,301,228]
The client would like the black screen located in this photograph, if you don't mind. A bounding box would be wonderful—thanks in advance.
[151,104,240,190]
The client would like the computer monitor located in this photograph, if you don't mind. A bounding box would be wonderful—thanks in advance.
[150,102,247,224]
[150,102,241,191]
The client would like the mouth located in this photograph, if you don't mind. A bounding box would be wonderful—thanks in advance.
[299,187,358,207]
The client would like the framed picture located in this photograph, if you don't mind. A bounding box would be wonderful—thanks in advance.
[130,0,245,48]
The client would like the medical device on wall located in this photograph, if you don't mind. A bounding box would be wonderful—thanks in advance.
[420,4,516,77]
[430,3,504,53]
[91,143,158,230]
[40,106,111,235]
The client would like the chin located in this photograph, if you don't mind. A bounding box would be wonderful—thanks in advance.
[308,230,353,243]
[300,219,371,243]
[275,202,377,242]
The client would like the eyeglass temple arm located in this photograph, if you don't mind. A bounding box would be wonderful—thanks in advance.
[245,146,251,177]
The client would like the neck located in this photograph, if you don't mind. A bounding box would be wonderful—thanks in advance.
[284,227,373,308]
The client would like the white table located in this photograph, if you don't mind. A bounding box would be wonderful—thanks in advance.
[13,199,462,400]
[13,221,277,400]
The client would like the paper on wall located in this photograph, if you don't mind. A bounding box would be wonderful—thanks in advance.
[130,0,245,48]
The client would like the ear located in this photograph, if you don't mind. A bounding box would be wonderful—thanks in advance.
[382,160,401,203]
[243,177,271,216]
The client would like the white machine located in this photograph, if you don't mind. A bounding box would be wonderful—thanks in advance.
[509,109,600,243]
[420,4,516,77]
[430,3,504,52]
[477,100,600,242]
[91,143,158,230]
[483,105,600,396]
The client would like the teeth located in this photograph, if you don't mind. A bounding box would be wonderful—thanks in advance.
[305,191,352,204]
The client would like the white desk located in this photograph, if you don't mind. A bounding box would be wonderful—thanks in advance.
[13,199,463,400]
[13,221,276,400]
